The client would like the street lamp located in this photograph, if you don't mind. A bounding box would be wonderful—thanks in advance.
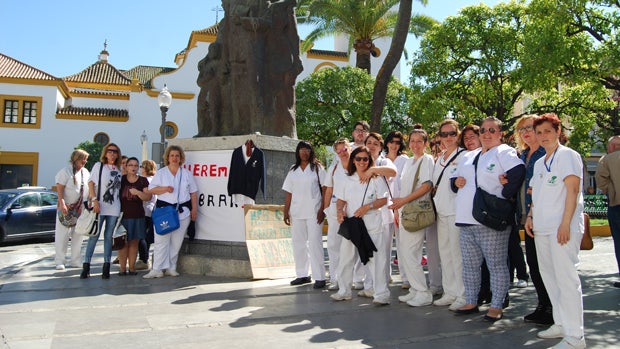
[140,131,148,163]
[157,84,172,168]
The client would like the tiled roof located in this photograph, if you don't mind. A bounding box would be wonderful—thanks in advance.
[64,61,132,85]
[193,23,219,36]
[122,65,175,89]
[71,88,130,97]
[57,106,128,118]
[0,53,59,81]
[308,49,349,58]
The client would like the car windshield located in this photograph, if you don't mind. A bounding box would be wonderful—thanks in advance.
[0,192,17,208]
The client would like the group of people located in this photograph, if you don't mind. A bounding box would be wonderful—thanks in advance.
[54,144,198,280]
[283,114,587,349]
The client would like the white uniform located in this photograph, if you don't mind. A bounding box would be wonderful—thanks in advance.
[54,166,90,267]
[375,155,397,285]
[432,148,466,304]
[282,164,327,280]
[530,145,584,341]
[334,173,389,301]
[324,161,349,283]
[390,154,409,284]
[398,154,435,298]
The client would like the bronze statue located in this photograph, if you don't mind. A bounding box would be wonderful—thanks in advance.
[196,0,302,138]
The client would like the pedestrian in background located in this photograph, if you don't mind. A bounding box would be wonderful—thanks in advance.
[136,159,157,270]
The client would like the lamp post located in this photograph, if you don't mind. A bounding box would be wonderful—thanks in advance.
[157,84,172,168]
[140,131,148,163]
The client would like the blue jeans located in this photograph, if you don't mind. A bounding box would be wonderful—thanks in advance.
[83,215,118,264]
[608,205,620,275]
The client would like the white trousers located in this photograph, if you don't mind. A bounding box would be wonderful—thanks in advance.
[336,228,390,300]
[326,215,343,282]
[425,222,442,289]
[398,224,429,293]
[152,217,190,272]
[54,217,84,267]
[437,214,464,299]
[392,222,408,283]
[535,231,584,339]
[291,217,326,280]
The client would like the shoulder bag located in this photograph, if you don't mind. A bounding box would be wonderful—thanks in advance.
[75,163,103,236]
[111,212,127,251]
[152,169,181,235]
[401,158,436,232]
[471,152,515,231]
[58,168,84,227]
[580,212,593,250]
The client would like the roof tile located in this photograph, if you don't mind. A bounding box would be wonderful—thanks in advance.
[0,53,59,80]
[64,61,132,85]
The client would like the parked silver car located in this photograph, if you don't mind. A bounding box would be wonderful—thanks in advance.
[0,187,57,243]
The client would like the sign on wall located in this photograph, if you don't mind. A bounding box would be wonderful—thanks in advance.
[184,150,246,242]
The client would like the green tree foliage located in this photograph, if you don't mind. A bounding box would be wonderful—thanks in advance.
[296,67,411,146]
[409,2,528,133]
[75,141,103,171]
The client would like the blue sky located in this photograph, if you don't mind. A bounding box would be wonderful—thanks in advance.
[0,0,502,80]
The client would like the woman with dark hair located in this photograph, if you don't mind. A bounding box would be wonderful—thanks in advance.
[460,125,481,151]
[451,117,524,321]
[82,143,123,279]
[118,157,152,275]
[136,160,157,270]
[526,113,585,349]
[331,146,391,304]
[54,149,90,270]
[283,141,327,288]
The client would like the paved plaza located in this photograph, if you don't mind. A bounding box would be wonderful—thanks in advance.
[0,237,618,349]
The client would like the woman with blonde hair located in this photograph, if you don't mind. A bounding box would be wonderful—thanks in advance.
[54,149,90,270]
[143,146,198,278]
[82,143,123,279]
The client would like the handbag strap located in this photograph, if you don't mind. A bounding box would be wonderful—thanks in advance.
[315,163,323,199]
[436,148,465,189]
[473,152,482,188]
[360,179,371,208]
[411,157,423,192]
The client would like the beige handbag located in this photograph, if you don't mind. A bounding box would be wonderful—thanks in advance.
[401,159,436,232]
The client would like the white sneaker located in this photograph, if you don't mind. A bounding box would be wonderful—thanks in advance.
[55,265,65,271]
[551,337,586,349]
[433,294,456,306]
[538,324,564,339]
[448,298,468,311]
[143,270,164,279]
[357,288,374,298]
[165,269,180,277]
[406,291,433,307]
[352,282,364,290]
[398,291,417,303]
[330,292,352,301]
[327,282,339,291]
[372,295,390,305]
[515,279,528,288]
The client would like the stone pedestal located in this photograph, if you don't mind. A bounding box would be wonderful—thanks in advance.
[170,134,299,278]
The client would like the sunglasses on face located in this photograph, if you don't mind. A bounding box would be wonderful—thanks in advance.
[480,127,498,134]
[336,147,349,154]
[354,156,369,162]
[439,131,458,138]
[107,149,119,154]
[518,125,534,133]
[388,140,402,145]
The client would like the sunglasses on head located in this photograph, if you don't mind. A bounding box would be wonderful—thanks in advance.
[439,131,458,138]
[480,127,498,134]
[354,156,369,162]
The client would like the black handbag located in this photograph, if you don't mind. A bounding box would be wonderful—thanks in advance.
[471,152,515,231]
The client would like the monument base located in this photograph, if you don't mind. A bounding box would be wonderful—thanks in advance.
[170,134,299,279]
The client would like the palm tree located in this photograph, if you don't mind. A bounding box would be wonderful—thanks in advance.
[297,0,400,73]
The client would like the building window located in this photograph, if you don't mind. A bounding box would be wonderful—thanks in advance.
[94,132,110,146]
[1,95,42,129]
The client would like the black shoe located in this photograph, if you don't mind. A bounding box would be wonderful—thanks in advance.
[454,306,480,315]
[118,271,128,276]
[79,263,90,279]
[524,304,545,323]
[290,277,311,286]
[614,281,620,288]
[483,313,503,322]
[102,262,111,279]
[313,280,326,289]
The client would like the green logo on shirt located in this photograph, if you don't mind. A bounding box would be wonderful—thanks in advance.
[547,175,558,185]
[486,163,496,172]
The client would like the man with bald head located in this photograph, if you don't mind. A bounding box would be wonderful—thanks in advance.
[596,135,620,288]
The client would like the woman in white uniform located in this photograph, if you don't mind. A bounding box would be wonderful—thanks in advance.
[525,113,585,349]
[283,141,327,288]
[331,146,390,304]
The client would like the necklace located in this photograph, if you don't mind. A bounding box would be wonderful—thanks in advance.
[106,164,116,171]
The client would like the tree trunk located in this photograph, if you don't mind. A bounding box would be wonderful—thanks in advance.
[370,0,413,132]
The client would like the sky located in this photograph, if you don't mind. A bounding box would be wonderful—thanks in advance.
[0,0,503,80]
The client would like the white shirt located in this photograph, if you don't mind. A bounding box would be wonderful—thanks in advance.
[400,154,434,200]
[390,154,409,198]
[530,145,584,235]
[375,155,397,224]
[335,172,389,234]
[453,149,481,225]
[476,144,524,198]
[432,148,465,216]
[90,162,121,216]
[282,164,326,219]
[55,166,90,205]
[324,161,349,218]
[149,166,198,220]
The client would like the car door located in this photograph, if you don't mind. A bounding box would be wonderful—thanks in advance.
[4,192,42,239]
[39,191,58,234]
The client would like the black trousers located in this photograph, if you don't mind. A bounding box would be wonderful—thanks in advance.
[508,225,528,282]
